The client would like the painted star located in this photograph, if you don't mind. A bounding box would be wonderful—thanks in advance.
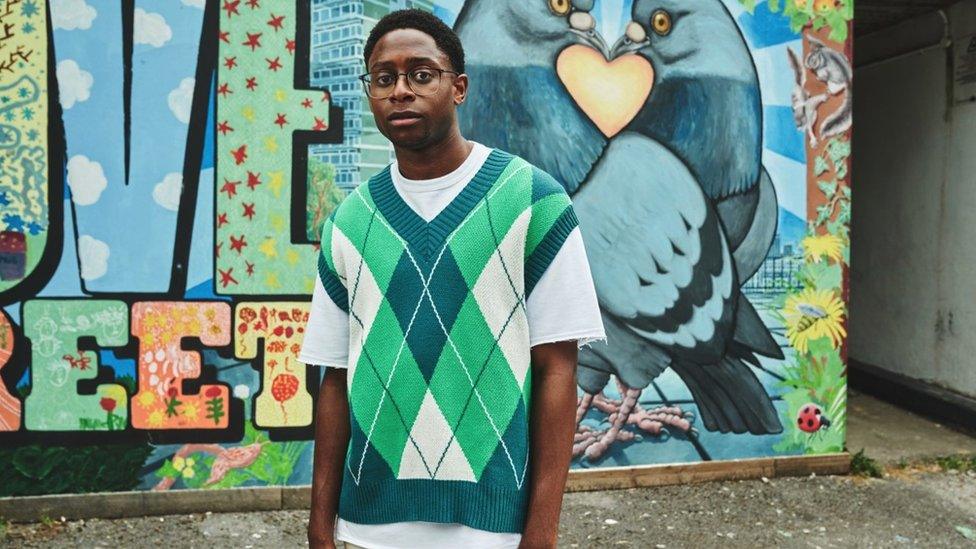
[21,0,39,17]
[218,30,230,43]
[245,76,258,90]
[301,98,312,109]
[217,120,234,135]
[245,261,255,277]
[268,171,284,197]
[229,234,248,254]
[266,57,282,72]
[242,202,256,220]
[285,249,300,266]
[223,56,237,69]
[217,82,232,97]
[222,0,240,17]
[267,14,285,31]
[231,145,248,165]
[243,32,262,51]
[259,237,277,258]
[246,171,262,190]
[218,267,238,288]
[312,117,327,131]
[274,113,287,128]
[220,179,240,198]
[285,38,296,54]
[264,272,281,290]
[246,0,260,8]
[217,212,229,227]
[263,136,278,153]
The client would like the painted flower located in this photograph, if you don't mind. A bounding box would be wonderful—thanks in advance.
[147,409,165,428]
[205,386,222,399]
[136,390,156,409]
[99,397,117,412]
[182,401,200,421]
[172,456,196,479]
[783,289,847,354]
[802,233,845,264]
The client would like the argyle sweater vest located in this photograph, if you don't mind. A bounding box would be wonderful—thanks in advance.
[316,149,578,533]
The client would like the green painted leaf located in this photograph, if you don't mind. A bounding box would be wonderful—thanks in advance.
[814,156,830,176]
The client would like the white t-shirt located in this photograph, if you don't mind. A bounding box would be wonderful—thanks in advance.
[300,141,606,549]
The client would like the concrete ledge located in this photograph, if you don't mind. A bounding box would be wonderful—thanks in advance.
[0,453,850,523]
[850,358,976,434]
[565,453,850,492]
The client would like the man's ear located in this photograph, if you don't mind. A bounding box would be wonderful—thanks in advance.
[453,74,468,105]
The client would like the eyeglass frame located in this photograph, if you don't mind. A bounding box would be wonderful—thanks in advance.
[358,67,461,99]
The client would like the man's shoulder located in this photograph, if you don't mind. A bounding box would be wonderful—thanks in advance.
[486,147,569,204]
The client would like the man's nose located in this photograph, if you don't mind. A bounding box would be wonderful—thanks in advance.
[389,73,415,101]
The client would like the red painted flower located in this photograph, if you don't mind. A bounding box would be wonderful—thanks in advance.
[167,387,178,398]
[205,386,222,399]
[271,374,299,403]
[100,397,117,412]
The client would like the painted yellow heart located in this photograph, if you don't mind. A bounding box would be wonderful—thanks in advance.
[556,44,655,138]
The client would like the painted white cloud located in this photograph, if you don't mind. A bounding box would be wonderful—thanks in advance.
[51,0,97,30]
[66,155,107,206]
[181,0,205,7]
[153,173,183,211]
[56,59,93,109]
[78,235,110,281]
[134,8,172,48]
[233,384,250,399]
[167,78,194,124]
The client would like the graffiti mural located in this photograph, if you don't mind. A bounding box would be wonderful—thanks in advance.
[0,0,851,497]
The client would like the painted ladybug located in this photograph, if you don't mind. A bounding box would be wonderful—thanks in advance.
[797,403,831,433]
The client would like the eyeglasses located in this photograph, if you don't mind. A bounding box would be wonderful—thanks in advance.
[359,67,459,99]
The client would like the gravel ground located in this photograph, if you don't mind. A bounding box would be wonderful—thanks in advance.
[4,468,975,548]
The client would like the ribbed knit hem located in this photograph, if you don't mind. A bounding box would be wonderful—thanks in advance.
[318,250,349,313]
[338,477,529,534]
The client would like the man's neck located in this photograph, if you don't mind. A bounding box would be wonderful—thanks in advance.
[393,130,473,181]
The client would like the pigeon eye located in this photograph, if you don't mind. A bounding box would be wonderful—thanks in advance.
[548,0,570,15]
[650,9,672,35]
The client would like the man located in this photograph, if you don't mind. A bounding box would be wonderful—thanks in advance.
[301,9,605,549]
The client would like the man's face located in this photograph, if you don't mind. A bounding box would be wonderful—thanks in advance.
[365,28,467,150]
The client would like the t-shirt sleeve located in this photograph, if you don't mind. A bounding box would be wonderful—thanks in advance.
[526,227,606,349]
[298,276,350,368]
[299,212,351,369]
[524,167,581,299]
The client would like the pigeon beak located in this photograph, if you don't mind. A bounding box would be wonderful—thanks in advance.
[570,28,611,60]
[610,21,650,59]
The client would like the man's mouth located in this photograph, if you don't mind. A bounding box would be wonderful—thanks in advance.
[388,111,423,127]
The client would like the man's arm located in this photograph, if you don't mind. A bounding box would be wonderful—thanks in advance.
[308,367,350,549]
[520,340,579,549]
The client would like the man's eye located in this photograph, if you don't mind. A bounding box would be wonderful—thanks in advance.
[412,70,433,82]
[375,74,395,86]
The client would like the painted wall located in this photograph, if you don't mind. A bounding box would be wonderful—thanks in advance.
[852,2,976,400]
[0,0,851,497]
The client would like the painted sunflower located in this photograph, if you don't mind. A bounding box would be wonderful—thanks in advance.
[802,233,845,264]
[783,288,846,354]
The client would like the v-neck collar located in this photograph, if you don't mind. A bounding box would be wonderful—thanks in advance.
[369,148,512,259]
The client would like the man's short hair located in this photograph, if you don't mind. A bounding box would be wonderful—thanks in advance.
[363,9,465,74]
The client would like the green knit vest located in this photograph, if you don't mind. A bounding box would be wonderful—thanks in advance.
[317,149,578,533]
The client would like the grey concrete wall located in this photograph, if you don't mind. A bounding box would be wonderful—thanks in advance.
[852,1,976,399]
